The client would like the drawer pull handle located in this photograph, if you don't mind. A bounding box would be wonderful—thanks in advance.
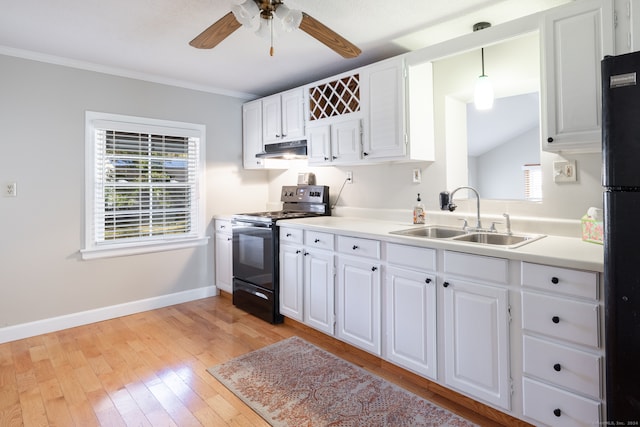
[303,251,309,256]
[553,408,562,417]
[286,233,292,237]
[315,238,320,243]
[296,250,301,254]
[551,277,559,284]
[552,316,560,324]
[371,266,378,272]
[443,282,450,288]
[352,245,359,250]
[425,278,432,284]
[553,363,562,372]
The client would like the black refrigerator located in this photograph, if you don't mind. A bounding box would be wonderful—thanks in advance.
[602,51,640,421]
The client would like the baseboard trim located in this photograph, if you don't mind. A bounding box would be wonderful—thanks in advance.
[0,286,219,344]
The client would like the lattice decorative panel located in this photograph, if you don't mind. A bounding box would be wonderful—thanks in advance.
[308,74,360,121]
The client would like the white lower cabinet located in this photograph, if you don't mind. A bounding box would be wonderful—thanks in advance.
[279,227,335,334]
[442,251,511,410]
[336,235,381,355]
[214,219,233,293]
[383,243,437,380]
[520,262,603,426]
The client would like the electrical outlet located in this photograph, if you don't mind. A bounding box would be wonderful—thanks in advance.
[553,160,577,182]
[5,182,17,197]
[346,171,353,184]
[412,168,422,183]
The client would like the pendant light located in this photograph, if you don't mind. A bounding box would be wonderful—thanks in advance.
[473,22,494,110]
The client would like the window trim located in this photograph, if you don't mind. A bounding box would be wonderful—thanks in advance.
[82,111,207,260]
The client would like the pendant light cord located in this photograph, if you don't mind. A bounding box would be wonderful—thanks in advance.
[481,47,486,76]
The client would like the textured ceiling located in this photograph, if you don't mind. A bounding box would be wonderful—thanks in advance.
[0,0,568,98]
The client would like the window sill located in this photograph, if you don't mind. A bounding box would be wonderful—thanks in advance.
[81,236,209,260]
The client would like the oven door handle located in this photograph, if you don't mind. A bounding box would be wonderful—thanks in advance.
[232,219,273,228]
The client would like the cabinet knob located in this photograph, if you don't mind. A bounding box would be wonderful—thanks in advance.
[332,156,338,160]
[371,266,378,271]
[547,137,554,143]
[352,245,359,250]
[227,237,232,241]
[324,157,329,161]
[553,408,562,417]
[286,233,292,237]
[363,152,369,156]
[443,282,450,288]
[551,277,559,284]
[425,278,432,284]
[314,238,320,243]
[276,134,281,138]
[281,134,287,138]
[553,363,562,372]
[303,251,309,256]
[296,250,301,254]
[552,316,560,324]
[220,225,226,229]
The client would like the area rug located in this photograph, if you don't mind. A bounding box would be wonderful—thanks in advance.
[207,336,477,426]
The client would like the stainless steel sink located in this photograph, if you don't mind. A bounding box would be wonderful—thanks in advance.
[390,226,468,239]
[452,232,545,248]
[390,226,545,248]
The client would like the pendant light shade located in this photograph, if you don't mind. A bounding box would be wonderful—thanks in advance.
[472,22,494,110]
[474,48,494,110]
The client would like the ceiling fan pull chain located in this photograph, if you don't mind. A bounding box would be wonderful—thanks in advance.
[269,17,274,56]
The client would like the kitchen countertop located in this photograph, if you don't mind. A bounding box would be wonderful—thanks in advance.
[278,216,604,272]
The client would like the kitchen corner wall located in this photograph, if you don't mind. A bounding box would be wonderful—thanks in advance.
[0,54,267,331]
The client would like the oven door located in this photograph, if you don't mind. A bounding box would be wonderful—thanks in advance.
[232,219,274,290]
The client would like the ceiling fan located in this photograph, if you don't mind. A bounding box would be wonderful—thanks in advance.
[189,0,361,58]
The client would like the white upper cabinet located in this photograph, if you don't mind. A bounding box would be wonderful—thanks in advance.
[541,0,614,152]
[242,99,265,169]
[307,119,362,165]
[262,88,305,144]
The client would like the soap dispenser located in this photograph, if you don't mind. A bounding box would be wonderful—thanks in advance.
[413,193,426,224]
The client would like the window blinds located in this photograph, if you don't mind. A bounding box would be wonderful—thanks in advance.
[94,129,199,243]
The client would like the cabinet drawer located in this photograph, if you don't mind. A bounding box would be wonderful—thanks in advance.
[443,251,508,284]
[304,230,334,250]
[337,235,380,259]
[385,243,436,271]
[523,377,600,426]
[523,335,601,399]
[280,227,303,244]
[522,262,598,300]
[522,292,599,348]
[215,219,232,234]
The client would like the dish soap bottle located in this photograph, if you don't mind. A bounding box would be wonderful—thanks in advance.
[413,193,426,224]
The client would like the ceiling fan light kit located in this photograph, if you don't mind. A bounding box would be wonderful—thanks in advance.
[189,0,361,58]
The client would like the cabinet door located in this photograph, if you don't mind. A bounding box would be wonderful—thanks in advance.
[443,279,511,410]
[242,100,264,169]
[541,0,614,152]
[384,267,437,379]
[281,88,305,140]
[214,232,233,293]
[307,125,332,165]
[279,244,304,321]
[304,250,334,334]
[337,256,381,355]
[331,119,362,164]
[262,94,282,144]
[362,57,406,160]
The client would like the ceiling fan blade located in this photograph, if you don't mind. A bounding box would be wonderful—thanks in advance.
[298,12,361,58]
[189,12,242,49]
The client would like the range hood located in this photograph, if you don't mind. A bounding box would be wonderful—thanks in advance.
[256,140,307,159]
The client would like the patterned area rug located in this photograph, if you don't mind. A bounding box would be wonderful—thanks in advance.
[207,336,477,426]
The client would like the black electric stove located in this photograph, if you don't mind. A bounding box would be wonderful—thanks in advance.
[231,185,330,323]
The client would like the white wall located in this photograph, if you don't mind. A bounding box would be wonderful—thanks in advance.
[0,54,268,330]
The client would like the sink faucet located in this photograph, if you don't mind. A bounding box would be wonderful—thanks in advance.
[503,213,512,235]
[440,186,482,230]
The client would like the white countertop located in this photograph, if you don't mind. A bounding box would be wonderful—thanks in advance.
[277,216,604,272]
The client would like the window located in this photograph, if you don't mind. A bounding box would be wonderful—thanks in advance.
[523,164,542,201]
[83,112,206,259]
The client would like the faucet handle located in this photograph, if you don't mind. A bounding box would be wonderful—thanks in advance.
[458,218,469,230]
[489,221,501,232]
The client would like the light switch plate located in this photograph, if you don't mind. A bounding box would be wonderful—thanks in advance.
[553,160,577,182]
[412,168,422,183]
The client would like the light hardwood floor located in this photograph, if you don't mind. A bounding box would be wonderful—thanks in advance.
[0,294,530,426]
